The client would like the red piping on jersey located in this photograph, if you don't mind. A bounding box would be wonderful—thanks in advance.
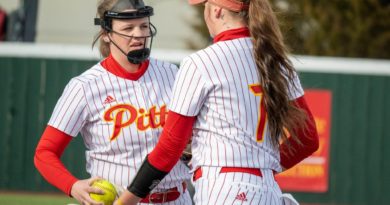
[34,126,77,196]
[193,167,276,182]
[101,54,150,81]
[148,112,196,172]
[213,27,250,43]
[280,96,319,169]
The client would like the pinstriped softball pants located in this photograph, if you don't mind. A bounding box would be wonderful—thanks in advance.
[192,167,284,205]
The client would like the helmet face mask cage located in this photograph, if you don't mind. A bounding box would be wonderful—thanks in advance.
[106,22,156,64]
[94,1,156,64]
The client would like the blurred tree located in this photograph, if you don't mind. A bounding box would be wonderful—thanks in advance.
[278,0,390,59]
[188,0,390,59]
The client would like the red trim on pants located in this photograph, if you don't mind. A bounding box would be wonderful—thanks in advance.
[193,167,273,182]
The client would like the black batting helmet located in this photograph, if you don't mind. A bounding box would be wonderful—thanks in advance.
[94,0,156,64]
[94,0,154,31]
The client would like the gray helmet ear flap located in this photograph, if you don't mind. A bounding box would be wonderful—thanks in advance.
[94,14,112,31]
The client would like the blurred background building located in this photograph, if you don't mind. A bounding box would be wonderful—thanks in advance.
[0,0,389,58]
[0,0,205,49]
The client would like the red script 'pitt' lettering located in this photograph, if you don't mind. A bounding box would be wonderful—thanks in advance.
[104,104,168,141]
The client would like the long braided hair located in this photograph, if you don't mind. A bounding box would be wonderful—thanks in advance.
[234,0,307,146]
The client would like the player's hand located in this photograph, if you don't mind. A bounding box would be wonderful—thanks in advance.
[70,176,104,205]
[180,140,192,168]
[114,190,141,205]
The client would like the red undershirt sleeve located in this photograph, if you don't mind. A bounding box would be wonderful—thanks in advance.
[280,96,319,169]
[148,111,196,172]
[34,125,78,196]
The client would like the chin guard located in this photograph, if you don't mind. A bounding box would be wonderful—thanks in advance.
[127,48,150,64]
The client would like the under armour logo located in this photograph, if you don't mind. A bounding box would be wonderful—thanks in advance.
[235,192,248,201]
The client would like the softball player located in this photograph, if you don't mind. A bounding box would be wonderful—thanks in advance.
[34,0,191,204]
[117,0,319,205]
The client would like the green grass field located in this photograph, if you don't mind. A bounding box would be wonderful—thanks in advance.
[0,193,79,205]
[0,192,324,205]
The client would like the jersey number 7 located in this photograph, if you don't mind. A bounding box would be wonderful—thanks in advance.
[249,84,268,143]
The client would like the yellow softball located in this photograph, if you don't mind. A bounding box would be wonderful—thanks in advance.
[90,179,117,205]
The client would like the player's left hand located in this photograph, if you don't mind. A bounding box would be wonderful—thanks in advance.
[180,140,192,168]
[70,176,104,205]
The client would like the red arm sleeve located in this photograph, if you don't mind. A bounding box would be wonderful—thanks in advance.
[280,96,320,169]
[34,126,78,195]
[148,111,196,172]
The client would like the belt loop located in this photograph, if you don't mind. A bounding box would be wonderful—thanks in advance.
[182,181,187,193]
[162,192,167,203]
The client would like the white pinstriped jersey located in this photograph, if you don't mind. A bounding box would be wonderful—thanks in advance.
[48,58,190,189]
[169,37,304,173]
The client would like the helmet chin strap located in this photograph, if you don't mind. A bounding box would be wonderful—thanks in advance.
[107,35,149,64]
